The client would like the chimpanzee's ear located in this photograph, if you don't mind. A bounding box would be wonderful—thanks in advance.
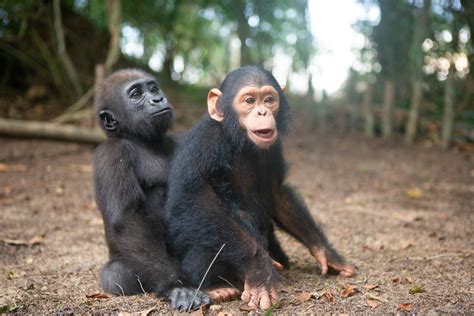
[207,88,224,122]
[280,84,286,92]
[99,110,118,131]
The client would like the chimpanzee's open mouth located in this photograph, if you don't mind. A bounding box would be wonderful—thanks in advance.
[252,129,275,139]
[150,108,171,117]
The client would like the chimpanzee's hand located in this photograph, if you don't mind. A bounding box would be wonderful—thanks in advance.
[311,246,355,277]
[241,280,278,311]
[241,256,279,310]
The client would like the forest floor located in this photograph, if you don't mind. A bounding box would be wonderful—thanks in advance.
[0,118,473,314]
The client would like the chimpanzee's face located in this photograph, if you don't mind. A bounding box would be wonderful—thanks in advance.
[231,85,280,149]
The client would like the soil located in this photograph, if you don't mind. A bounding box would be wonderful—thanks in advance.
[1,121,473,314]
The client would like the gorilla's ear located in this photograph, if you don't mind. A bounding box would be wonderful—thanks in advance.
[99,110,118,131]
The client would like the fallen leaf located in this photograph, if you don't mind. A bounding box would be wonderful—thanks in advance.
[0,199,14,206]
[0,163,27,172]
[322,290,334,302]
[137,306,156,316]
[366,293,388,303]
[406,188,423,199]
[392,277,400,283]
[1,186,11,196]
[363,284,379,290]
[397,303,413,312]
[295,291,313,302]
[86,293,112,299]
[341,285,358,298]
[189,304,207,315]
[366,299,378,309]
[0,234,44,246]
[239,305,255,312]
[399,240,415,250]
[0,305,19,313]
[409,285,425,294]
[404,277,414,284]
[209,305,222,311]
[71,164,93,173]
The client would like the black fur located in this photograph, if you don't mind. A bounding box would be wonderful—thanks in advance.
[93,69,210,310]
[166,66,348,293]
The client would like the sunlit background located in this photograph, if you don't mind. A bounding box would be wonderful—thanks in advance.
[0,0,472,145]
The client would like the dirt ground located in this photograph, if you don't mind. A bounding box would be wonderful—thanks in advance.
[0,124,473,314]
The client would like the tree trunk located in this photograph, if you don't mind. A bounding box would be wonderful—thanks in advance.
[441,67,455,149]
[0,118,105,144]
[234,1,252,66]
[405,0,430,144]
[53,0,82,97]
[382,79,395,139]
[362,82,375,138]
[104,0,121,74]
[405,80,423,143]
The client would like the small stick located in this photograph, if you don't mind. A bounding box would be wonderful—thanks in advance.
[217,275,239,291]
[136,275,147,295]
[187,243,226,313]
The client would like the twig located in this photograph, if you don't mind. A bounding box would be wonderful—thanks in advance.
[115,282,126,297]
[52,86,95,122]
[187,244,226,313]
[348,276,368,285]
[402,252,472,261]
[136,275,147,295]
[217,275,239,291]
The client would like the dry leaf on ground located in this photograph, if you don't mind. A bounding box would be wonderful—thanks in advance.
[409,285,425,294]
[406,188,423,198]
[86,293,112,299]
[322,291,335,302]
[397,303,413,312]
[0,163,27,172]
[341,285,358,298]
[367,299,378,309]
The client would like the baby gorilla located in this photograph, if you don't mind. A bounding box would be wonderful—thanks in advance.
[93,69,210,310]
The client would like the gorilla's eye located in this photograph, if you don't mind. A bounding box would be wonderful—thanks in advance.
[150,85,159,94]
[130,89,142,99]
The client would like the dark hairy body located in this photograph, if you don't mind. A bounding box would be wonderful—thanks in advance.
[166,66,355,310]
[93,69,209,310]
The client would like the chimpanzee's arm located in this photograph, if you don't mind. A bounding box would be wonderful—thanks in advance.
[272,184,355,276]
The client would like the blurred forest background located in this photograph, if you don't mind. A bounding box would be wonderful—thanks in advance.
[0,0,473,148]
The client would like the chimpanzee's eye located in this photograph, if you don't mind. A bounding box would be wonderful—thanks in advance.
[264,96,274,103]
[244,97,255,104]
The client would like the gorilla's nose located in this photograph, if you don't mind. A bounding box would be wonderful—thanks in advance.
[151,97,164,104]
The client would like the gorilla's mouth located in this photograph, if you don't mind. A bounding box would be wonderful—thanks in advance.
[150,107,171,117]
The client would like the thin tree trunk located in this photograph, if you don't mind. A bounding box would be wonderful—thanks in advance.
[405,0,430,143]
[0,118,105,144]
[405,80,423,143]
[53,0,82,97]
[441,67,455,149]
[104,0,121,74]
[362,82,375,138]
[382,79,395,139]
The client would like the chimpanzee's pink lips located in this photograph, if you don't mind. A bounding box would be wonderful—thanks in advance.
[253,128,275,139]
